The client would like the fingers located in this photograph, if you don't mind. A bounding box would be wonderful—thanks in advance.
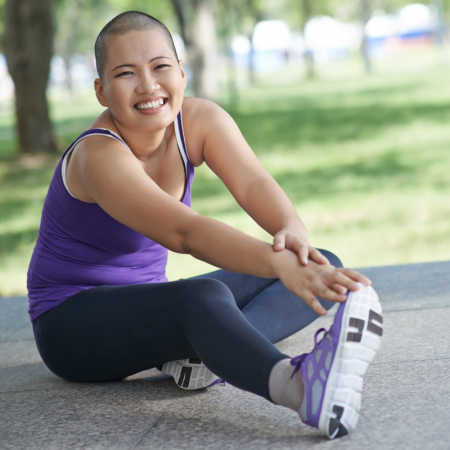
[282,255,371,316]
[309,248,329,265]
[326,270,371,295]
[275,233,309,265]
[299,245,309,266]
[339,268,371,287]
[317,285,347,303]
[332,272,360,292]
[273,233,286,252]
[302,292,327,315]
[302,287,346,315]
[330,283,347,295]
[283,234,308,265]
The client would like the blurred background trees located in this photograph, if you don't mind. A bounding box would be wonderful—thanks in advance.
[0,0,448,154]
[171,0,218,100]
[1,0,450,294]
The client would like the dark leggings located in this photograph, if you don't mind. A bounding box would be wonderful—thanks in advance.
[33,250,342,401]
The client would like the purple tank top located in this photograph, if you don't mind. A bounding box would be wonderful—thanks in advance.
[27,110,194,321]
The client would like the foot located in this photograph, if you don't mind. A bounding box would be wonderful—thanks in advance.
[291,283,383,439]
[156,358,223,390]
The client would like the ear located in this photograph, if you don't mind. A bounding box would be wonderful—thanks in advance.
[178,60,187,90]
[94,78,109,107]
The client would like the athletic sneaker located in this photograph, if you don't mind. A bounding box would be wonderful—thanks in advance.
[156,358,223,390]
[291,283,383,439]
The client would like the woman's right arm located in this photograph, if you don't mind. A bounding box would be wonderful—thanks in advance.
[73,137,370,315]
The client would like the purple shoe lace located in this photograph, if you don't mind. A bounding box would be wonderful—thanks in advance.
[290,328,327,378]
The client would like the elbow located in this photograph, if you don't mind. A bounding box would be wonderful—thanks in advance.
[164,232,190,255]
[169,214,199,255]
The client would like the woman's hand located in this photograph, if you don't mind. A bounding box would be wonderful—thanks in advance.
[273,250,372,316]
[273,228,329,266]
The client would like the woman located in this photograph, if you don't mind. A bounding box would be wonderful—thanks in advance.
[28,11,383,440]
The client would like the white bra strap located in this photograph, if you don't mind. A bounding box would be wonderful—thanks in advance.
[174,110,189,177]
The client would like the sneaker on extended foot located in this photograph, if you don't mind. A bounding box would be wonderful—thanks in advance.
[156,358,223,390]
[291,283,383,439]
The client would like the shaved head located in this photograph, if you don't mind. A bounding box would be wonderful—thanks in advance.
[95,11,179,82]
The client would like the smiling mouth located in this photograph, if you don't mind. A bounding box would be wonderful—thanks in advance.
[134,98,167,110]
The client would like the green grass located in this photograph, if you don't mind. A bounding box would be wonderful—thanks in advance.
[1,47,450,295]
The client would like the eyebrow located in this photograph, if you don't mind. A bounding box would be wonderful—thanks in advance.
[111,56,171,72]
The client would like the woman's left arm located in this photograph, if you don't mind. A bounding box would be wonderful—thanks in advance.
[186,99,329,266]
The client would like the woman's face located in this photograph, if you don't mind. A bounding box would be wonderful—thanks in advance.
[95,29,186,133]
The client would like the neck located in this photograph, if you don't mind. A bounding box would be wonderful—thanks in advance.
[109,110,171,161]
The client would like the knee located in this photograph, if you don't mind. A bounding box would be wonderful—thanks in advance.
[316,249,343,268]
[181,278,234,312]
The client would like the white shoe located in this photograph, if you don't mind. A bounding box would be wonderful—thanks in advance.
[157,358,223,390]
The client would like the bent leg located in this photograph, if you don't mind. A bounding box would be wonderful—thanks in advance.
[33,279,287,400]
[195,249,343,343]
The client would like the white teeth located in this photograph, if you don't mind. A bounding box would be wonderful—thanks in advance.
[136,99,165,110]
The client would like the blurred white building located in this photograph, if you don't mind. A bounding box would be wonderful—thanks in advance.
[304,16,359,64]
[365,3,438,57]
[231,21,292,72]
[251,20,292,72]
[231,18,359,70]
[228,3,440,73]
[172,33,186,61]
[50,54,97,90]
[0,54,15,101]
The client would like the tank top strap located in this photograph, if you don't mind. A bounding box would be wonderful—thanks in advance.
[61,119,191,199]
[61,128,132,199]
[64,128,133,156]
[174,109,192,178]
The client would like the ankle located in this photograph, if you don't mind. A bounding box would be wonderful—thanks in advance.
[269,358,304,412]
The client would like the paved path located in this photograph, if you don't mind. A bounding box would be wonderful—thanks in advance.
[1,261,449,449]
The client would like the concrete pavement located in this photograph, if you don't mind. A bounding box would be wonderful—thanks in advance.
[1,260,449,449]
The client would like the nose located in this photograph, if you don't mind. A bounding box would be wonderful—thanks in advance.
[136,70,160,95]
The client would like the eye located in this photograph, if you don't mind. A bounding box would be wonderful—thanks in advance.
[116,71,133,77]
[155,64,170,70]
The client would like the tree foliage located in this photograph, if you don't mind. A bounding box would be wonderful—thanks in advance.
[54,0,177,66]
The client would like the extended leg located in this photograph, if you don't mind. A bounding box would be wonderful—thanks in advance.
[33,278,287,399]
[194,249,343,343]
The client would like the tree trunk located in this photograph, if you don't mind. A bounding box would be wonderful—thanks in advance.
[170,0,188,44]
[3,0,57,154]
[360,0,372,74]
[62,53,75,99]
[170,0,218,101]
[190,0,217,100]
[60,1,81,100]
[302,0,315,79]
[245,0,263,85]
[430,0,445,46]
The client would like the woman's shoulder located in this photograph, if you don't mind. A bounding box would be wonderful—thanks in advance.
[181,97,231,136]
[74,110,130,155]
[74,132,128,155]
[69,122,134,178]
[181,97,226,123]
[181,97,235,165]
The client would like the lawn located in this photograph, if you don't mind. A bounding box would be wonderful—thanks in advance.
[1,47,449,296]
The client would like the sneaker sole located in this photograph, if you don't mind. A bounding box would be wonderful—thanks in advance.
[318,284,383,439]
[157,359,221,390]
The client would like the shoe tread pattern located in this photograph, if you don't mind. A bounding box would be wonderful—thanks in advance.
[158,360,219,390]
[321,284,383,439]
